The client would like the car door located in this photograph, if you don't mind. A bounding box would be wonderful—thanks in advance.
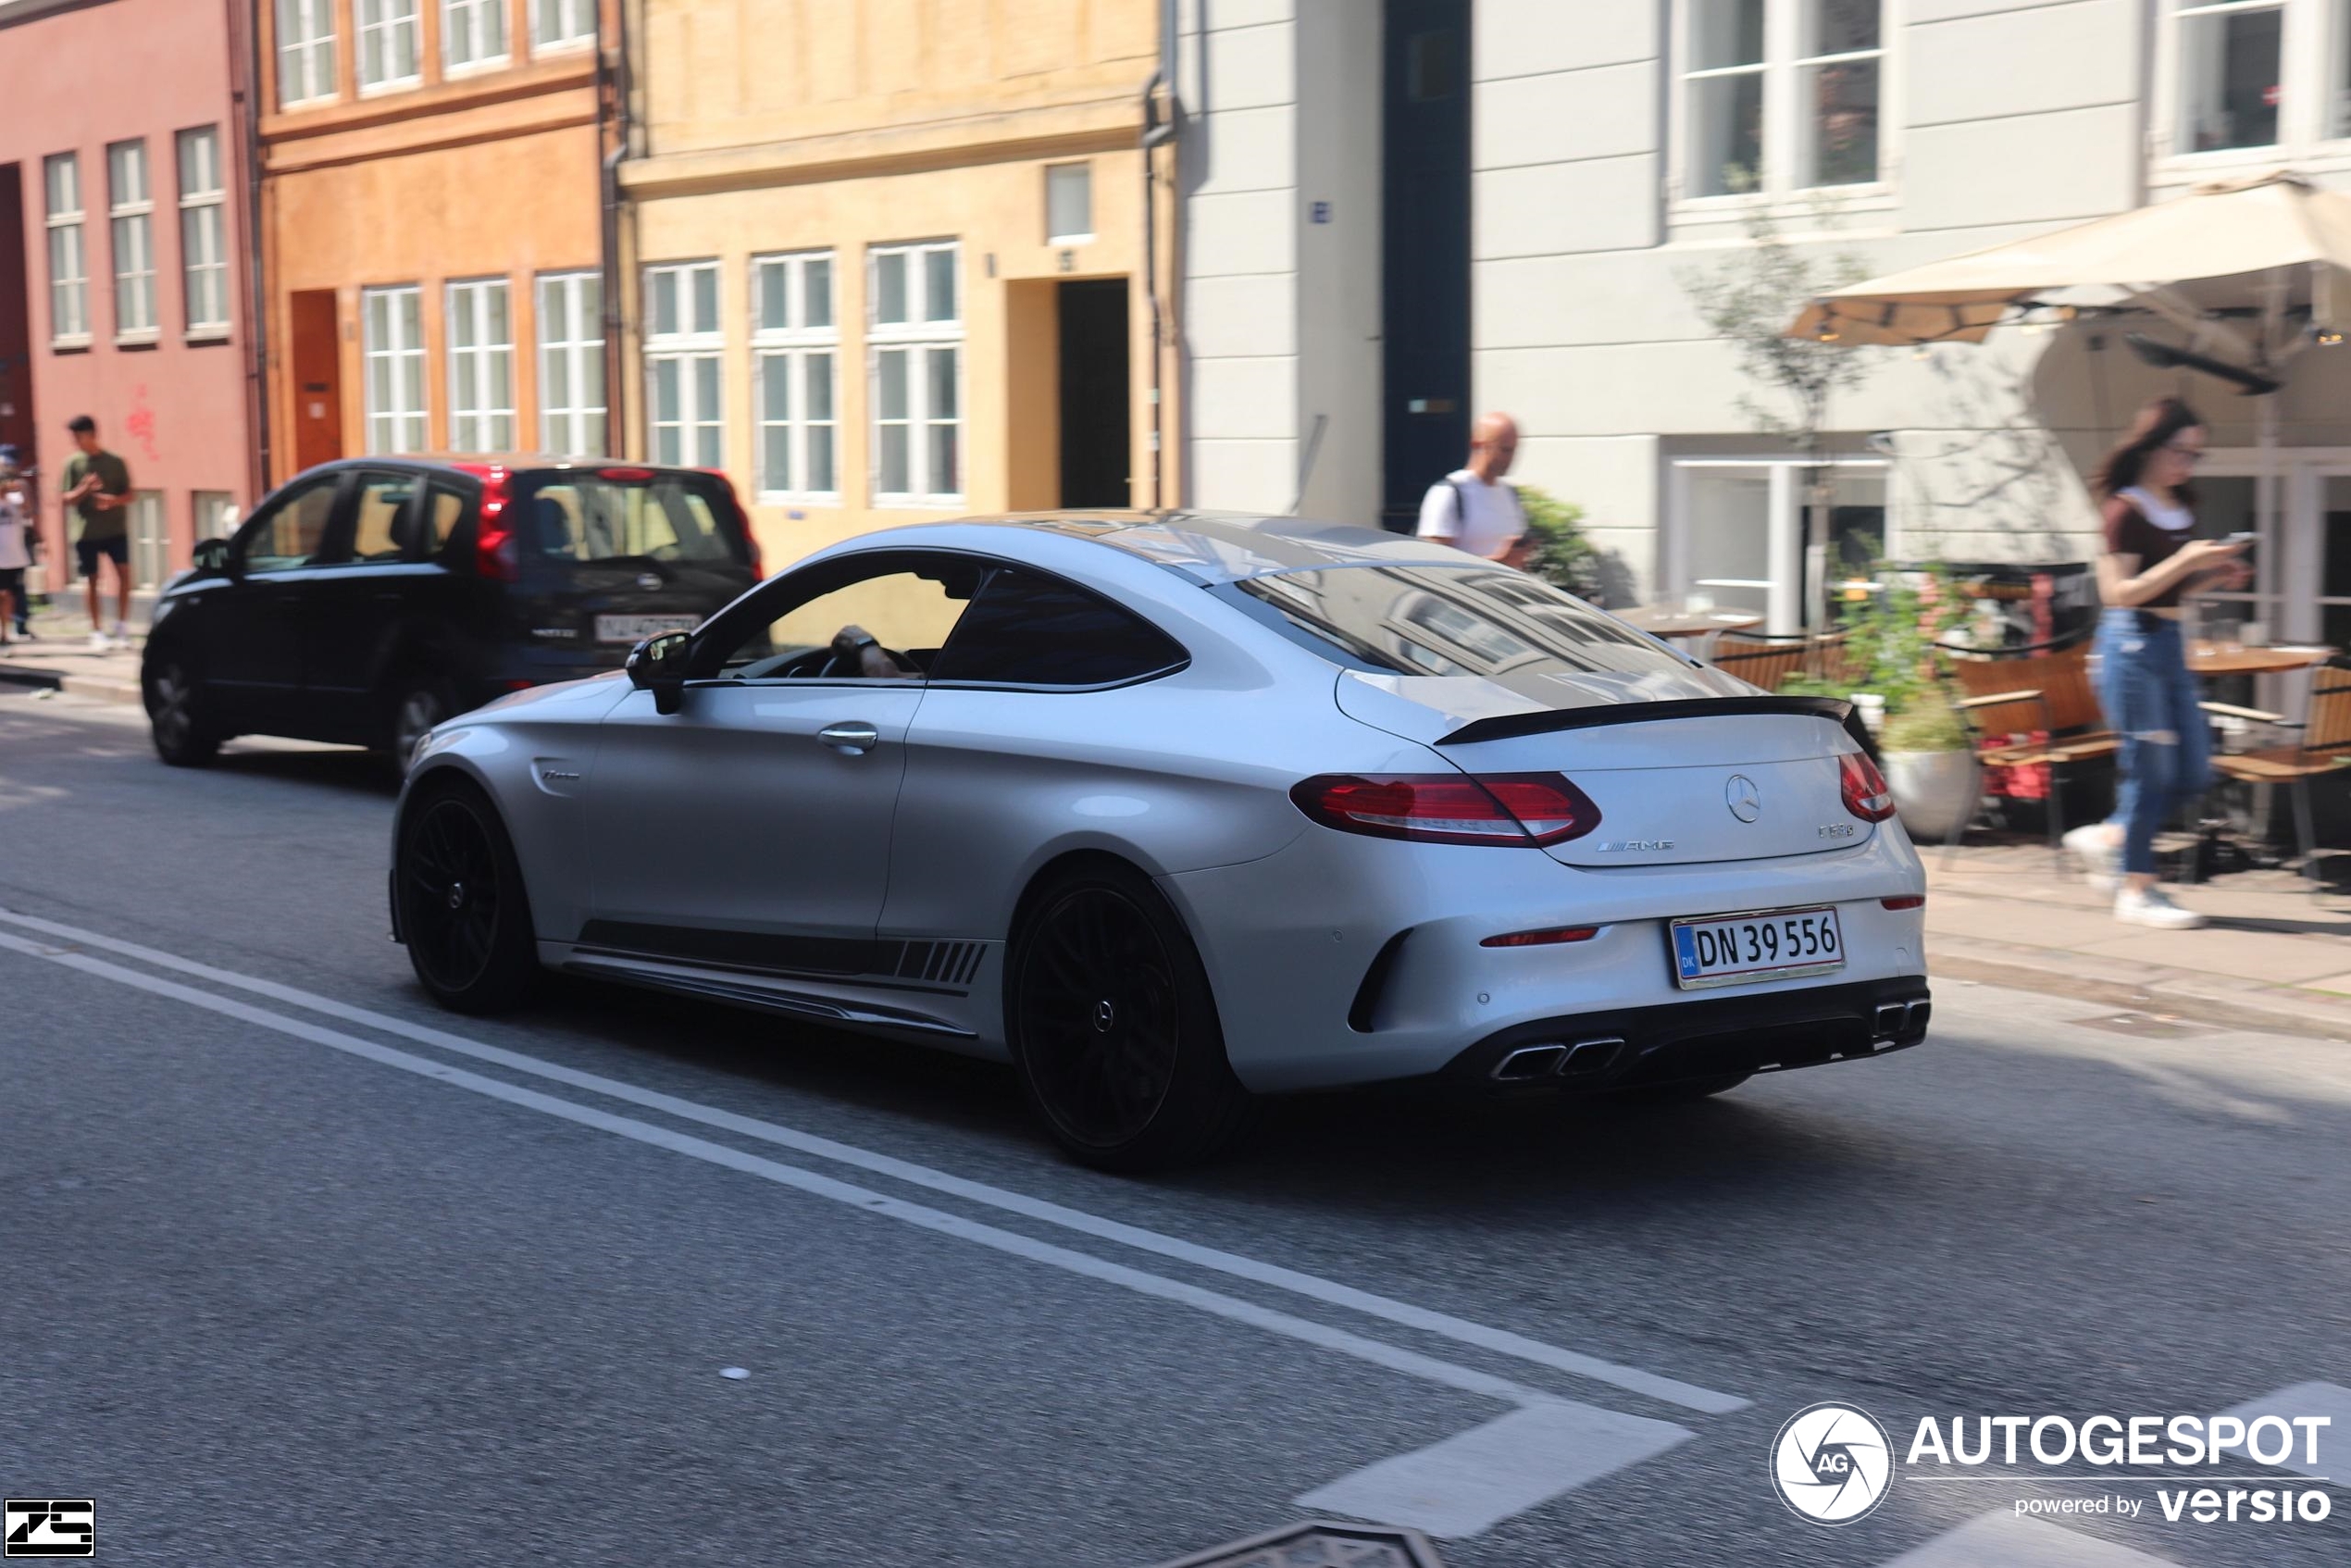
[580,549,987,977]
[299,467,436,743]
[203,469,348,732]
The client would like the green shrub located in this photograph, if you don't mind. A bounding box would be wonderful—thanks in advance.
[1516,484,1607,602]
[1879,695,1967,753]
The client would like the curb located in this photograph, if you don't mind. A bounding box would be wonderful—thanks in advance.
[0,659,143,706]
[1929,931,2351,1041]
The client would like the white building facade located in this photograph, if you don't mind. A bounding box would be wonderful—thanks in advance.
[1177,0,2351,651]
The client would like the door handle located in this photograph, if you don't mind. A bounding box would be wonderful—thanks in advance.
[818,721,880,755]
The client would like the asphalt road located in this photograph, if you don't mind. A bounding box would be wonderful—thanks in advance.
[2,687,2345,1568]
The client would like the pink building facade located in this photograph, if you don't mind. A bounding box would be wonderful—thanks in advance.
[0,0,257,595]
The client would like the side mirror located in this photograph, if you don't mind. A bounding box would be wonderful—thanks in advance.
[626,630,692,715]
[191,537,230,577]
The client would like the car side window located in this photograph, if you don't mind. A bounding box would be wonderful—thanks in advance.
[233,475,340,575]
[423,481,469,558]
[702,553,987,681]
[928,567,1188,687]
[348,472,421,563]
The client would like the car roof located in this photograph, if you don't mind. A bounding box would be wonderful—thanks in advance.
[939,510,1482,585]
[297,455,724,479]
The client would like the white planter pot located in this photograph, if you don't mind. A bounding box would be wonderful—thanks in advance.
[1884,749,1975,842]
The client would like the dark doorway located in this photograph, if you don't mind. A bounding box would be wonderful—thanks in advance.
[0,164,33,469]
[289,289,343,474]
[1380,0,1472,531]
[1057,278,1131,508]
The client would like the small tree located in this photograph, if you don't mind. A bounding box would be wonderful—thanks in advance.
[1677,195,1879,623]
[1515,484,1608,603]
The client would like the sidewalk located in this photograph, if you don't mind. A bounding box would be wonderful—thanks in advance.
[1927,841,2351,1040]
[0,604,143,704]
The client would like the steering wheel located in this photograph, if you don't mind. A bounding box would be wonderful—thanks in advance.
[815,644,909,679]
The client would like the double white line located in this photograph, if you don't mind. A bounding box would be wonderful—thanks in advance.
[0,904,1746,1536]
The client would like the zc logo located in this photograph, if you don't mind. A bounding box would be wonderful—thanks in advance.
[3,1500,94,1558]
[1770,1405,1894,1525]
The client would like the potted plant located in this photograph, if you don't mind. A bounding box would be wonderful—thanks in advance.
[1785,563,1975,840]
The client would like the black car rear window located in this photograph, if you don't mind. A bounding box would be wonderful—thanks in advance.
[515,470,751,567]
[929,567,1188,687]
[1216,566,1693,678]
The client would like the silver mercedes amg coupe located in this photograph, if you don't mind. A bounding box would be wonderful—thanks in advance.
[390,512,1930,1169]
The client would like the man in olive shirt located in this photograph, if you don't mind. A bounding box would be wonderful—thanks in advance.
[60,414,132,648]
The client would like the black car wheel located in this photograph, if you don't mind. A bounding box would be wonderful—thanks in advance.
[143,653,220,766]
[387,675,452,774]
[1006,862,1250,1172]
[396,781,538,1013]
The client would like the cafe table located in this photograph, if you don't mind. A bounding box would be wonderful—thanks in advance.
[2186,642,2334,677]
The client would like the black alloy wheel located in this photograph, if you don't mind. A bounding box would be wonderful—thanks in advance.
[397,786,538,1013]
[144,654,219,766]
[1007,864,1250,1172]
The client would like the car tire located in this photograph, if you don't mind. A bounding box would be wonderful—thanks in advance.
[384,673,454,775]
[1005,860,1252,1173]
[143,653,221,767]
[395,778,540,1014]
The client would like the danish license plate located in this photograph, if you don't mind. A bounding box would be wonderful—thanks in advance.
[1670,906,1844,989]
[596,614,700,645]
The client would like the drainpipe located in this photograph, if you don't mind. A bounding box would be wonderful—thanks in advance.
[238,0,271,495]
[598,0,631,459]
[1140,0,1177,509]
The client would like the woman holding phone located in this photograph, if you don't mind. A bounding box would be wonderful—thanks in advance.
[2063,396,2251,928]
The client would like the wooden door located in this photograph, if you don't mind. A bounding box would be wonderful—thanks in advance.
[290,290,342,473]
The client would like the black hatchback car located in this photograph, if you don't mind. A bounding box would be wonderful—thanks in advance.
[141,457,761,766]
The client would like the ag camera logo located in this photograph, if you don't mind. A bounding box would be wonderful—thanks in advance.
[1772,1402,1895,1525]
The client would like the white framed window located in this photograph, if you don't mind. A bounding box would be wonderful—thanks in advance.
[177,128,230,337]
[1665,455,1887,633]
[1672,0,1886,203]
[2146,1,2351,165]
[446,278,515,451]
[868,241,962,504]
[442,0,507,71]
[530,0,596,50]
[643,260,723,468]
[107,140,157,342]
[276,0,338,106]
[43,153,88,345]
[751,251,839,500]
[1046,164,1093,243]
[129,491,169,590]
[193,490,240,541]
[537,271,607,455]
[362,284,427,453]
[357,0,422,93]
[2176,1,2284,155]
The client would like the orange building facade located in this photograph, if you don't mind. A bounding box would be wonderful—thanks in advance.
[257,0,616,486]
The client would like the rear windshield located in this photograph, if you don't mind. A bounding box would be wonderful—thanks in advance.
[515,471,751,568]
[1217,566,1695,678]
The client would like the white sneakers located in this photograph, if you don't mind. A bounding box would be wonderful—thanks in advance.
[87,629,108,651]
[88,625,131,651]
[2113,885,2208,929]
[2062,824,2122,892]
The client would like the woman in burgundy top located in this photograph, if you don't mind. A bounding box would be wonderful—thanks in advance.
[2063,397,2250,928]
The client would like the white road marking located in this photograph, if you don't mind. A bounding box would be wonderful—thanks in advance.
[2210,1381,2347,1481]
[1294,1400,1688,1538]
[0,904,1743,1414]
[0,924,1660,1419]
[1878,1512,2186,1567]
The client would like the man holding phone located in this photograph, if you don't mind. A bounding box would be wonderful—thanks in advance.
[59,414,133,649]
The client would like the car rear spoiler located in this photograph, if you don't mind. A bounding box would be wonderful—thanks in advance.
[1436,695,1876,759]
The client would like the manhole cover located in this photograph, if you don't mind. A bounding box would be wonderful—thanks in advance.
[1151,1522,1444,1568]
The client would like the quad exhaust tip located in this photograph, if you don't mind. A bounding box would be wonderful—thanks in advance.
[1489,1037,1626,1082]
[1871,999,1933,1047]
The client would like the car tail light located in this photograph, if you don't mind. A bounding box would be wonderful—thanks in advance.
[475,467,517,582]
[1289,773,1600,847]
[1841,751,1897,822]
[597,466,654,481]
[1481,925,1601,948]
[1881,895,1924,911]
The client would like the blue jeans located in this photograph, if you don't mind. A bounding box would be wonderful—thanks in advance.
[2093,610,2210,876]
